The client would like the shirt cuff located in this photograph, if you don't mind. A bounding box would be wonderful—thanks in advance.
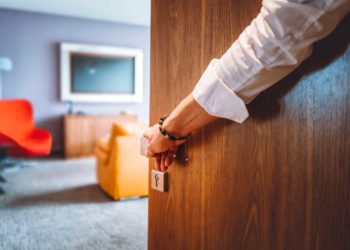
[192,60,249,123]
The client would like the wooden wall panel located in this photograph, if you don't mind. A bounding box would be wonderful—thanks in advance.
[149,0,350,249]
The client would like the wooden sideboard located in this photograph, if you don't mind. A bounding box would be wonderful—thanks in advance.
[63,114,137,158]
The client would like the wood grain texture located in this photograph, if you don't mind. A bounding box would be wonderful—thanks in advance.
[149,0,350,249]
[63,114,137,158]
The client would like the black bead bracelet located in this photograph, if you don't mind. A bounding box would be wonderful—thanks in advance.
[158,115,191,141]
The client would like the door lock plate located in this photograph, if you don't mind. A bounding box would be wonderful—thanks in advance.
[151,169,168,192]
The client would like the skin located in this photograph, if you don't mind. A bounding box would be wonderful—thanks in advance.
[143,93,217,171]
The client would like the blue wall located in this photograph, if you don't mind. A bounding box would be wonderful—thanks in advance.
[0,9,150,152]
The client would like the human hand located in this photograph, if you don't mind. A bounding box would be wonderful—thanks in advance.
[143,94,217,171]
[143,124,185,171]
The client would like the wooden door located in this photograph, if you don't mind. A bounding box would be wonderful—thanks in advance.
[149,0,350,249]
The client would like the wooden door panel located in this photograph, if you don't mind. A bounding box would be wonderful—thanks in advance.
[149,0,350,249]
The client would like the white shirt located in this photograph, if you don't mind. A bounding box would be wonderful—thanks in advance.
[192,0,350,123]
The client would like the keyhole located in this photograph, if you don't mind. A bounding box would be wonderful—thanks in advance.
[155,174,159,187]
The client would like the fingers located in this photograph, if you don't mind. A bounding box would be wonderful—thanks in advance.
[154,154,161,171]
[160,152,168,172]
[154,149,178,172]
[165,143,178,167]
[165,149,176,167]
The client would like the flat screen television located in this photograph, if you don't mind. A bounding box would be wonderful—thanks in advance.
[60,43,143,103]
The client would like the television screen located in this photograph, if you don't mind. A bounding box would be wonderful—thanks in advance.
[71,54,135,94]
[60,43,143,103]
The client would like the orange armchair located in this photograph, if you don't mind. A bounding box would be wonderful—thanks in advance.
[95,123,148,200]
[0,99,52,157]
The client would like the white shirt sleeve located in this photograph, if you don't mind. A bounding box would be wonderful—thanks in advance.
[192,0,350,123]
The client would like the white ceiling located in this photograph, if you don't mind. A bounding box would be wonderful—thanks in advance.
[0,0,150,26]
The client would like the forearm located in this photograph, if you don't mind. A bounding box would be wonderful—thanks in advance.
[192,0,350,122]
[162,93,218,137]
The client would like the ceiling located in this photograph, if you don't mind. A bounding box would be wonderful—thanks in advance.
[0,0,150,26]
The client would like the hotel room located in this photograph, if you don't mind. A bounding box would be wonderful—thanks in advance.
[0,0,149,249]
[1,1,349,250]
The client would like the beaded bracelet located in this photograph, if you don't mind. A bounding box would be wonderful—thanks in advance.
[158,115,191,141]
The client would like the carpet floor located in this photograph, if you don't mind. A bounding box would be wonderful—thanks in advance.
[0,158,148,250]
